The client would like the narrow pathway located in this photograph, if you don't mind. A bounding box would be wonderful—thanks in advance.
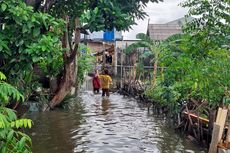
[28,91,204,153]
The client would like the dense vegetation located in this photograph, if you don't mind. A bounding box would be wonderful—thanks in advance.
[1,0,229,151]
[126,0,230,114]
[0,0,63,95]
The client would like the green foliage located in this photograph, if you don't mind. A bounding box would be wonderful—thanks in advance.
[126,33,161,61]
[48,0,162,32]
[125,33,160,66]
[0,72,32,153]
[143,0,230,112]
[77,44,96,85]
[180,0,230,46]
[0,0,64,99]
[146,33,230,110]
[125,33,156,54]
[145,82,181,113]
[80,1,135,31]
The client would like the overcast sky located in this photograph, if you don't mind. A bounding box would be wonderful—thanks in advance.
[123,0,188,39]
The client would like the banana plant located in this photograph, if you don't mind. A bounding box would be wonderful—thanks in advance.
[125,33,161,86]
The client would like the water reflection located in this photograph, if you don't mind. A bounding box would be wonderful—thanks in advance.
[101,98,110,114]
[26,91,204,153]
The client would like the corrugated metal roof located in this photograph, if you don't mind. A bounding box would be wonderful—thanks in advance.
[147,24,182,40]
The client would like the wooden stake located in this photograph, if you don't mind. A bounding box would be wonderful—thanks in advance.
[226,124,230,145]
[209,123,220,153]
[185,105,198,139]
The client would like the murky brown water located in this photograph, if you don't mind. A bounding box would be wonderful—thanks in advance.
[27,91,205,153]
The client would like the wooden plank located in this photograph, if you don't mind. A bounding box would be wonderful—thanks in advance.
[183,112,209,124]
[218,109,228,143]
[216,107,223,124]
[209,123,221,153]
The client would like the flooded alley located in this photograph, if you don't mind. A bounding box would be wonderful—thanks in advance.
[27,91,204,153]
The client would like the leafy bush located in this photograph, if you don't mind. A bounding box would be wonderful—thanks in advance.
[0,0,64,99]
[0,72,32,153]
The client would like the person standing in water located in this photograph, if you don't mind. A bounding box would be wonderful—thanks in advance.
[98,69,112,97]
[92,70,101,94]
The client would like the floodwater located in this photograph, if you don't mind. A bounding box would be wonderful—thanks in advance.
[26,91,205,153]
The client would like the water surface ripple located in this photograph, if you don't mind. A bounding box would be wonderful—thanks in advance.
[27,91,204,153]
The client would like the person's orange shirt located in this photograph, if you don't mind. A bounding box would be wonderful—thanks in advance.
[99,75,112,89]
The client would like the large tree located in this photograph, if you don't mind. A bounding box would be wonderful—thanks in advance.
[26,0,163,109]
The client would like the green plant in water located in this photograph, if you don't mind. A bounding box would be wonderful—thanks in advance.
[0,72,32,153]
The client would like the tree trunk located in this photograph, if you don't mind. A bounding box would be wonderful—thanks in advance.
[48,59,75,109]
[153,60,158,87]
[74,18,80,94]
[43,0,55,12]
[46,16,80,110]
[49,77,58,94]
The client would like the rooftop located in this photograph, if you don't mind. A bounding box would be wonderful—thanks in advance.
[146,17,194,41]
[147,24,182,41]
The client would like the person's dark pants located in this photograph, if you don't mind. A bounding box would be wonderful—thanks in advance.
[102,89,110,97]
[93,88,99,94]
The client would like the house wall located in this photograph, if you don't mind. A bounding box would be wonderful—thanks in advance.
[87,42,112,63]
[87,42,116,74]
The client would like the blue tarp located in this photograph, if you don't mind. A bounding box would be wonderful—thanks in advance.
[103,30,114,41]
